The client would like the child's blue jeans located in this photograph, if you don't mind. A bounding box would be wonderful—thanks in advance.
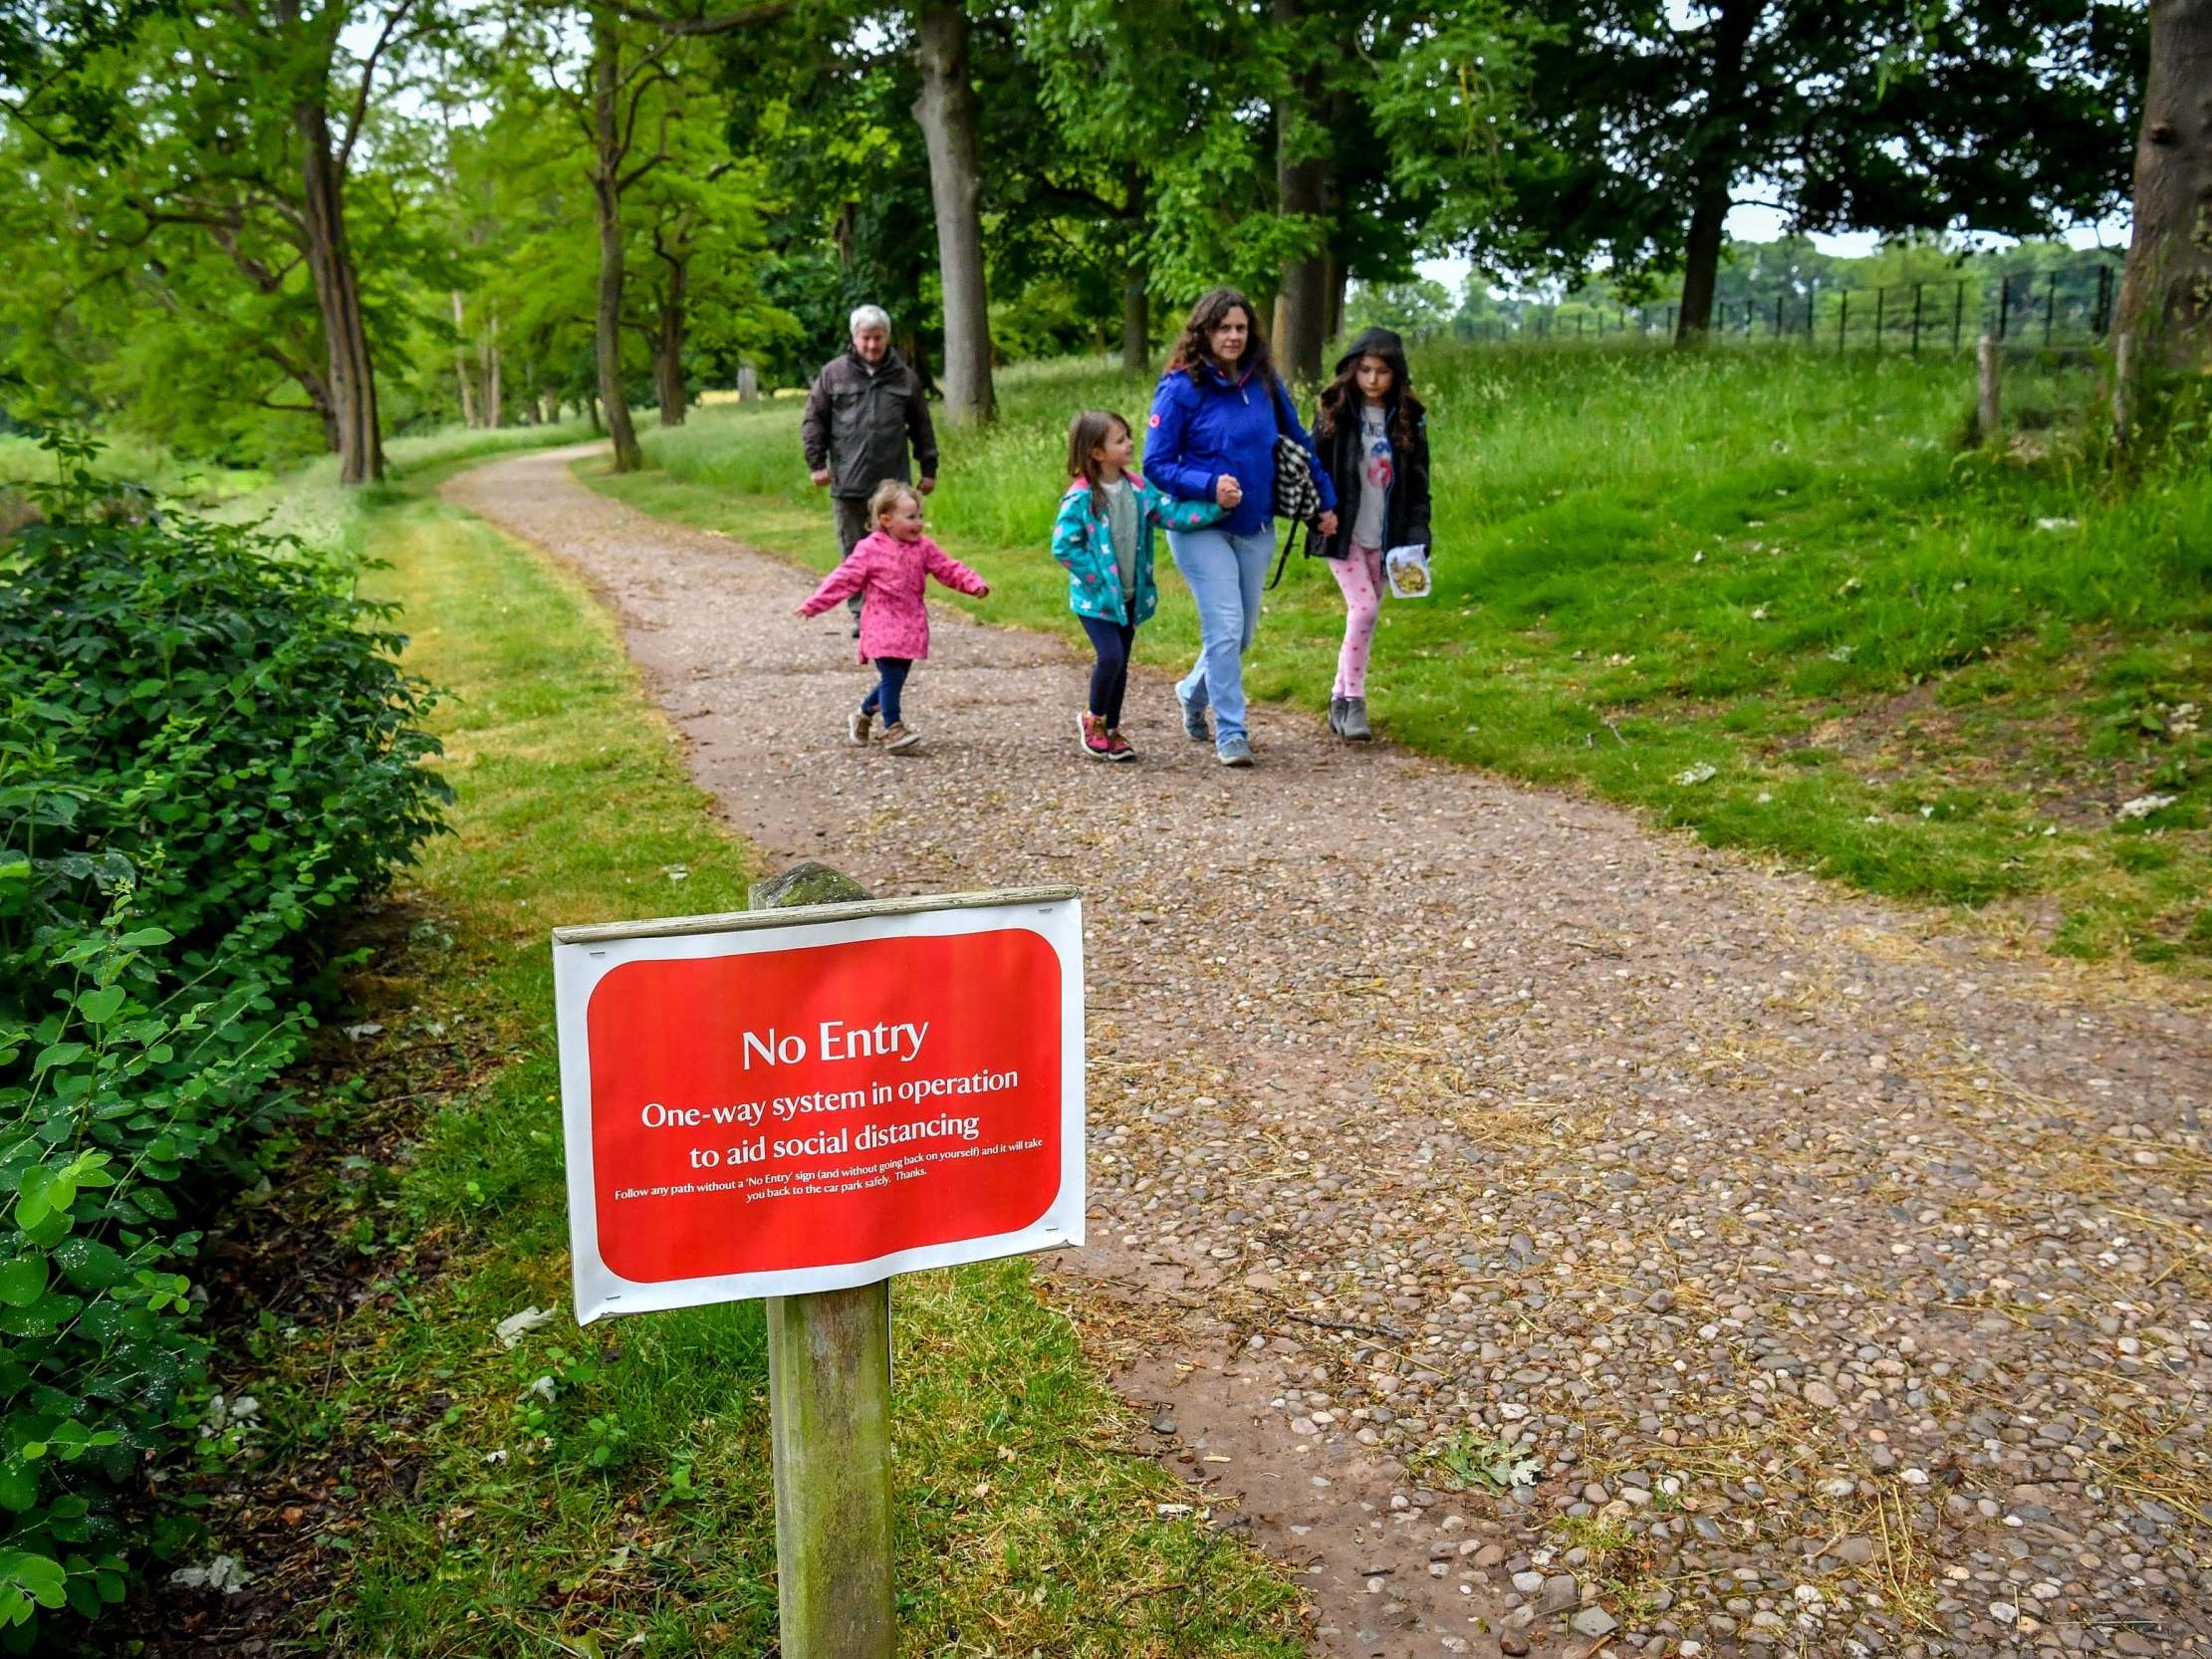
[861,657,912,726]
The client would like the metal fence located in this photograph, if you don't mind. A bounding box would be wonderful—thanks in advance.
[1449,261,2122,355]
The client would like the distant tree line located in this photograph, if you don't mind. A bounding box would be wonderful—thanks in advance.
[1,0,2195,483]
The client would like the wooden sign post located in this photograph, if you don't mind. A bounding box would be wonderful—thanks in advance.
[550,864,1084,1655]
[752,863,892,1659]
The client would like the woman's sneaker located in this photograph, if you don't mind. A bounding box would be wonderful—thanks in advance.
[1217,734,1254,767]
[1106,729,1137,762]
[879,722,922,752]
[849,708,873,744]
[1178,690,1211,743]
[1078,712,1114,760]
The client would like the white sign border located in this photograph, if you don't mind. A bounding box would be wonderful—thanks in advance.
[552,888,1084,1323]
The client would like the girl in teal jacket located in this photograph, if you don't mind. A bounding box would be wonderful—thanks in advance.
[1052,409,1224,760]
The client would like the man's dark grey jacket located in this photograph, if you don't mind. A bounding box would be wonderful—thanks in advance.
[800,347,939,501]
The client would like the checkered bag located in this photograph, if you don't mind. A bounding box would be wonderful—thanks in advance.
[1265,376,1324,590]
[1271,431,1322,525]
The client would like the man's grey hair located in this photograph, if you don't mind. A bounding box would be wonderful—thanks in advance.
[849,305,891,336]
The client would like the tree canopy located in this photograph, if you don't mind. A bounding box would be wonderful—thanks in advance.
[0,0,2158,471]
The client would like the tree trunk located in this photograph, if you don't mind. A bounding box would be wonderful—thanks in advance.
[2112,0,2212,370]
[1326,252,1347,345]
[296,102,382,484]
[484,311,503,428]
[591,11,644,471]
[655,251,690,426]
[1675,184,1731,343]
[1120,162,1149,375]
[451,291,479,427]
[912,0,995,423]
[1673,0,1760,345]
[1272,0,1329,384]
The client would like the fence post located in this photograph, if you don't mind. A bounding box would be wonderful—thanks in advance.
[2044,270,2057,348]
[1951,283,1963,354]
[1838,290,1847,350]
[1874,287,1885,355]
[2094,267,2114,338]
[1998,275,2012,342]
[752,862,896,1659]
[2111,331,2136,449]
[1910,282,1923,356]
[1976,336,2002,444]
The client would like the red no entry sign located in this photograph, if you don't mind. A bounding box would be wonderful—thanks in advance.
[553,888,1083,1319]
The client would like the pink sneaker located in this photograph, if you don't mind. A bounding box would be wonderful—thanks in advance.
[1105,728,1136,761]
[1077,712,1113,760]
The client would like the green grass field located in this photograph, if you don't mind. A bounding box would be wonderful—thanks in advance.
[589,344,2210,969]
[171,458,1306,1657]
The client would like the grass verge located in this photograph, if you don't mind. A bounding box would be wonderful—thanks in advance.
[126,472,1307,1655]
[586,346,2210,971]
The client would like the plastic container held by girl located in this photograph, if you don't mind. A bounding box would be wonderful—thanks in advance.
[1384,545,1431,598]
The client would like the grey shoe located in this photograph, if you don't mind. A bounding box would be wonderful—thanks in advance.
[1340,696,1371,741]
[1328,695,1348,735]
[1217,735,1253,767]
[1179,690,1211,743]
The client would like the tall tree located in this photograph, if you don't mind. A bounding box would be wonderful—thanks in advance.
[3,1,450,477]
[1270,0,1330,382]
[2112,0,2211,369]
[911,0,993,421]
[510,0,786,471]
[1468,1,2139,343]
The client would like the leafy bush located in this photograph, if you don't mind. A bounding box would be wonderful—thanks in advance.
[0,447,448,1645]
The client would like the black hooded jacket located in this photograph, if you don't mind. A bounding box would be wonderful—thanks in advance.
[1307,326,1432,562]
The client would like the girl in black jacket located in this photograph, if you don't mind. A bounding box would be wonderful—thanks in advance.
[1310,327,1432,741]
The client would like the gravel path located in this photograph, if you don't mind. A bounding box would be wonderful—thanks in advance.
[447,446,2210,1659]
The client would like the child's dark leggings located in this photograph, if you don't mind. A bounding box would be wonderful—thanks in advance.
[1078,614,1136,727]
[860,657,912,727]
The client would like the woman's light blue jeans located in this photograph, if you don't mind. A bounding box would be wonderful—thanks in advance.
[1167,524,1275,746]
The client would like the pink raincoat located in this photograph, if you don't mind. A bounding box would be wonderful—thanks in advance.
[798,529,988,662]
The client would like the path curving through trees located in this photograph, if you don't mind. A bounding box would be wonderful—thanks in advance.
[447,444,2210,1659]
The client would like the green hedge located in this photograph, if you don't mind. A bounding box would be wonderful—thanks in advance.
[0,457,448,1645]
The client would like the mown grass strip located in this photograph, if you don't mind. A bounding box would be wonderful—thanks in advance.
[585,345,2210,970]
[186,479,1306,1656]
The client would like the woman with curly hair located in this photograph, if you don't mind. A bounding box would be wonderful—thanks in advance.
[1141,288,1337,767]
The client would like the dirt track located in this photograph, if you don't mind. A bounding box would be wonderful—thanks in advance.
[447,445,2210,1659]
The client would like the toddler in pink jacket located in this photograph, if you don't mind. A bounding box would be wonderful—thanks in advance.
[796,479,989,752]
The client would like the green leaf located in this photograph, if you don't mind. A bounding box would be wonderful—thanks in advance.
[73,988,124,1027]
[115,927,174,949]
[29,1045,86,1076]
[0,1260,46,1308]
[0,1465,35,1516]
[131,1186,177,1222]
[51,1239,126,1292]
[0,1549,67,1610]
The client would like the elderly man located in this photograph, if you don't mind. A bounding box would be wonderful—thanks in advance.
[801,305,938,631]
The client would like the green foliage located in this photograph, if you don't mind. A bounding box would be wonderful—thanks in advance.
[1476,0,2138,289]
[0,436,449,1646]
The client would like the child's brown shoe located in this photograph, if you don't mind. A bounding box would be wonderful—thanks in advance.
[879,721,922,752]
[849,708,873,744]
